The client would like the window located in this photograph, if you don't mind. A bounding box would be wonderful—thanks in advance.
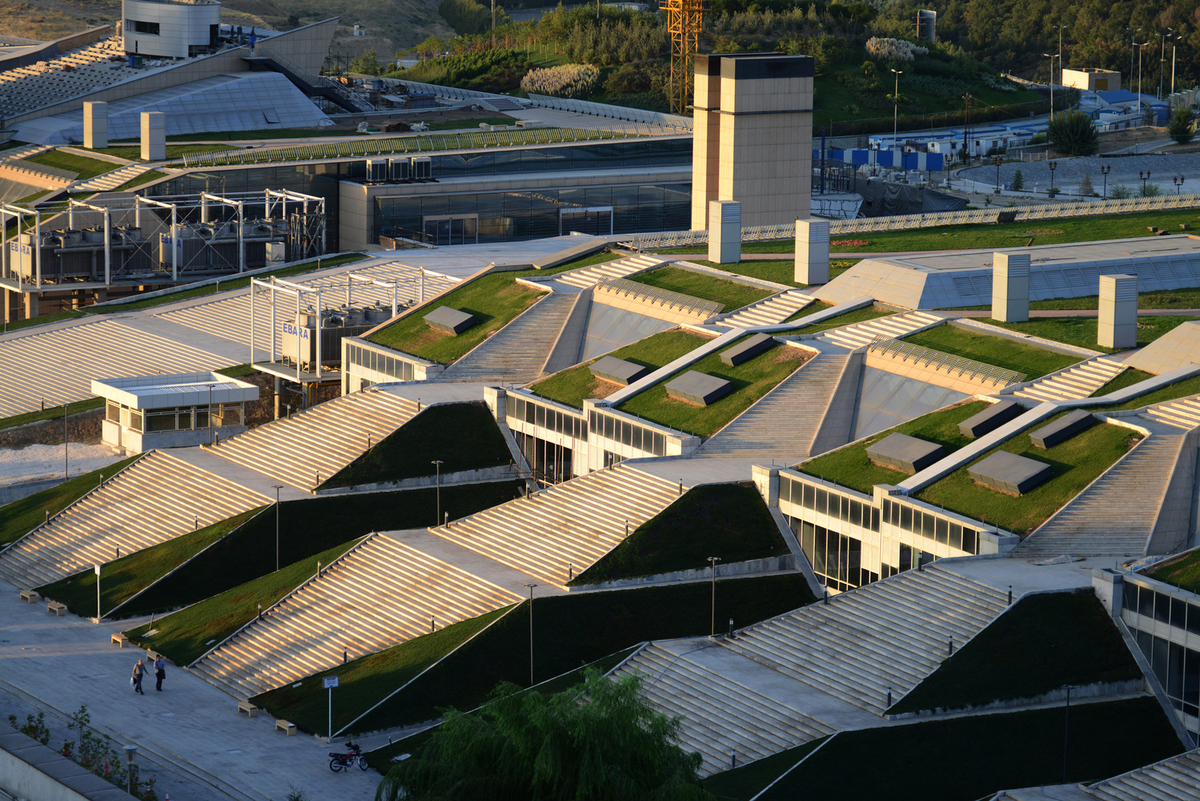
[106,401,120,423]
[131,20,160,34]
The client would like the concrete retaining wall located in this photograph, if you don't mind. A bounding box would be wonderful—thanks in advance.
[0,726,137,801]
[316,466,519,495]
[0,477,65,506]
[885,679,1145,720]
[569,554,796,591]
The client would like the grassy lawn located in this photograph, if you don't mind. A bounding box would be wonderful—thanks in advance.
[367,273,547,363]
[675,259,858,289]
[798,304,893,333]
[753,698,1181,801]
[891,592,1141,715]
[82,144,236,161]
[126,539,362,665]
[703,738,829,801]
[914,414,1141,536]
[114,169,167,191]
[1093,368,1154,397]
[90,254,365,314]
[24,151,117,180]
[347,574,816,734]
[902,324,1081,380]
[571,483,789,585]
[13,189,51,204]
[982,315,1198,353]
[529,329,711,409]
[0,457,140,548]
[36,509,263,618]
[116,482,522,618]
[1,309,88,334]
[951,285,1200,312]
[159,128,362,141]
[625,266,774,310]
[426,117,514,131]
[797,400,990,494]
[254,608,509,734]
[1094,375,1200,412]
[1145,550,1200,592]
[618,339,810,437]
[323,403,511,488]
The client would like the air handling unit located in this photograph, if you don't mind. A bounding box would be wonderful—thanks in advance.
[362,156,433,183]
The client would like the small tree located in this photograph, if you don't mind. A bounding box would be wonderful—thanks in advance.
[1140,182,1162,197]
[1078,173,1095,196]
[1047,109,1099,156]
[1109,184,1133,199]
[1011,169,1025,191]
[1168,105,1195,144]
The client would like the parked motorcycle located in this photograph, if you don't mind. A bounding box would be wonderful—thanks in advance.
[329,740,368,772]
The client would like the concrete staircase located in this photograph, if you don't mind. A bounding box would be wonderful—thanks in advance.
[1142,396,1200,430]
[72,163,155,192]
[431,464,680,586]
[1013,356,1126,402]
[815,311,945,350]
[555,253,668,289]
[1084,750,1200,801]
[1016,427,1186,557]
[438,291,577,384]
[612,642,836,775]
[207,389,420,492]
[720,565,1010,714]
[699,352,848,459]
[191,535,520,698]
[0,451,268,589]
[718,289,815,328]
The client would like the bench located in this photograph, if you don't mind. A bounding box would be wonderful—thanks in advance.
[19,589,38,603]
[111,633,129,647]
[275,719,296,736]
[237,700,258,718]
[47,601,66,616]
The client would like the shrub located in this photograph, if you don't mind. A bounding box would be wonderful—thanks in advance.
[1109,184,1133,199]
[1168,104,1195,145]
[604,63,653,95]
[1047,109,1099,156]
[1028,133,1047,145]
[865,36,928,62]
[1140,182,1162,198]
[1079,173,1094,196]
[1011,169,1024,190]
[520,63,601,99]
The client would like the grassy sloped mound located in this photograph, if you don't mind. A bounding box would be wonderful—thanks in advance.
[117,482,522,618]
[914,414,1140,536]
[747,698,1181,801]
[323,403,512,488]
[982,315,1198,354]
[37,508,263,618]
[571,483,789,585]
[626,266,774,309]
[125,539,361,666]
[890,591,1141,716]
[796,400,989,495]
[1096,375,1200,412]
[903,324,1079,380]
[0,457,140,547]
[346,573,816,734]
[1144,549,1200,592]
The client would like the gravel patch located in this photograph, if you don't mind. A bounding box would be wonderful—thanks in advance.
[0,442,124,486]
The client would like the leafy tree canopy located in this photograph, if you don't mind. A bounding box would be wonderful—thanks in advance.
[1048,108,1099,156]
[1168,105,1195,145]
[376,669,716,801]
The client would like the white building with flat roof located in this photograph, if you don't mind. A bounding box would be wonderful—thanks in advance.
[123,0,221,59]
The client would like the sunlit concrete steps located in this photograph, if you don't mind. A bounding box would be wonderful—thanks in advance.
[717,289,815,328]
[699,352,848,459]
[206,389,420,492]
[0,451,268,589]
[431,464,680,586]
[554,252,669,288]
[612,643,836,776]
[72,163,152,192]
[156,265,459,347]
[1142,396,1200,430]
[720,566,1010,714]
[1084,750,1200,801]
[437,291,576,384]
[815,311,945,350]
[0,144,51,163]
[0,319,235,419]
[190,535,520,698]
[1016,428,1186,557]
[1013,356,1127,402]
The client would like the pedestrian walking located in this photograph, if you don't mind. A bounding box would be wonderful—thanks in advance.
[154,656,166,692]
[132,659,147,695]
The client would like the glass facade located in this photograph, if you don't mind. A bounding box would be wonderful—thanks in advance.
[787,517,876,592]
[1122,580,1200,743]
[882,497,978,553]
[514,431,575,484]
[108,399,242,433]
[507,395,587,484]
[587,409,668,457]
[345,340,418,383]
[780,475,880,532]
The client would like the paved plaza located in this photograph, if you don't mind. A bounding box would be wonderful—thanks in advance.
[960,152,1200,195]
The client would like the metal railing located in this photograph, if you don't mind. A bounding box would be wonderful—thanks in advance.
[525,93,693,132]
[595,276,723,318]
[868,335,1026,386]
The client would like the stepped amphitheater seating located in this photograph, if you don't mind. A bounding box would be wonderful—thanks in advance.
[612,642,836,775]
[437,291,576,384]
[0,37,138,118]
[719,565,1010,714]
[555,253,669,289]
[206,389,420,492]
[432,464,680,586]
[814,311,945,350]
[156,264,458,347]
[73,163,154,191]
[1083,750,1200,801]
[699,352,850,459]
[0,451,268,589]
[1016,423,1187,557]
[1013,356,1126,402]
[1142,396,1200,430]
[717,289,815,328]
[191,535,520,698]
[0,319,234,419]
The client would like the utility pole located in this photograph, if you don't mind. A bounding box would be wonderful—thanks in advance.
[1055,24,1067,86]
[1160,30,1168,99]
[891,68,903,165]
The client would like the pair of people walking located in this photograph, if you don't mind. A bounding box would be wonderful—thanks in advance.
[131,657,166,694]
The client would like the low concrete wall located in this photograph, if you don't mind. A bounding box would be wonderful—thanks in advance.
[885,679,1145,720]
[864,348,1017,395]
[0,725,137,801]
[316,466,519,495]
[569,555,796,591]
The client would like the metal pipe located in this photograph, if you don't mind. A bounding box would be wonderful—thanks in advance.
[103,209,110,286]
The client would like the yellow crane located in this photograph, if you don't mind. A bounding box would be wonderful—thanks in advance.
[666,0,705,115]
